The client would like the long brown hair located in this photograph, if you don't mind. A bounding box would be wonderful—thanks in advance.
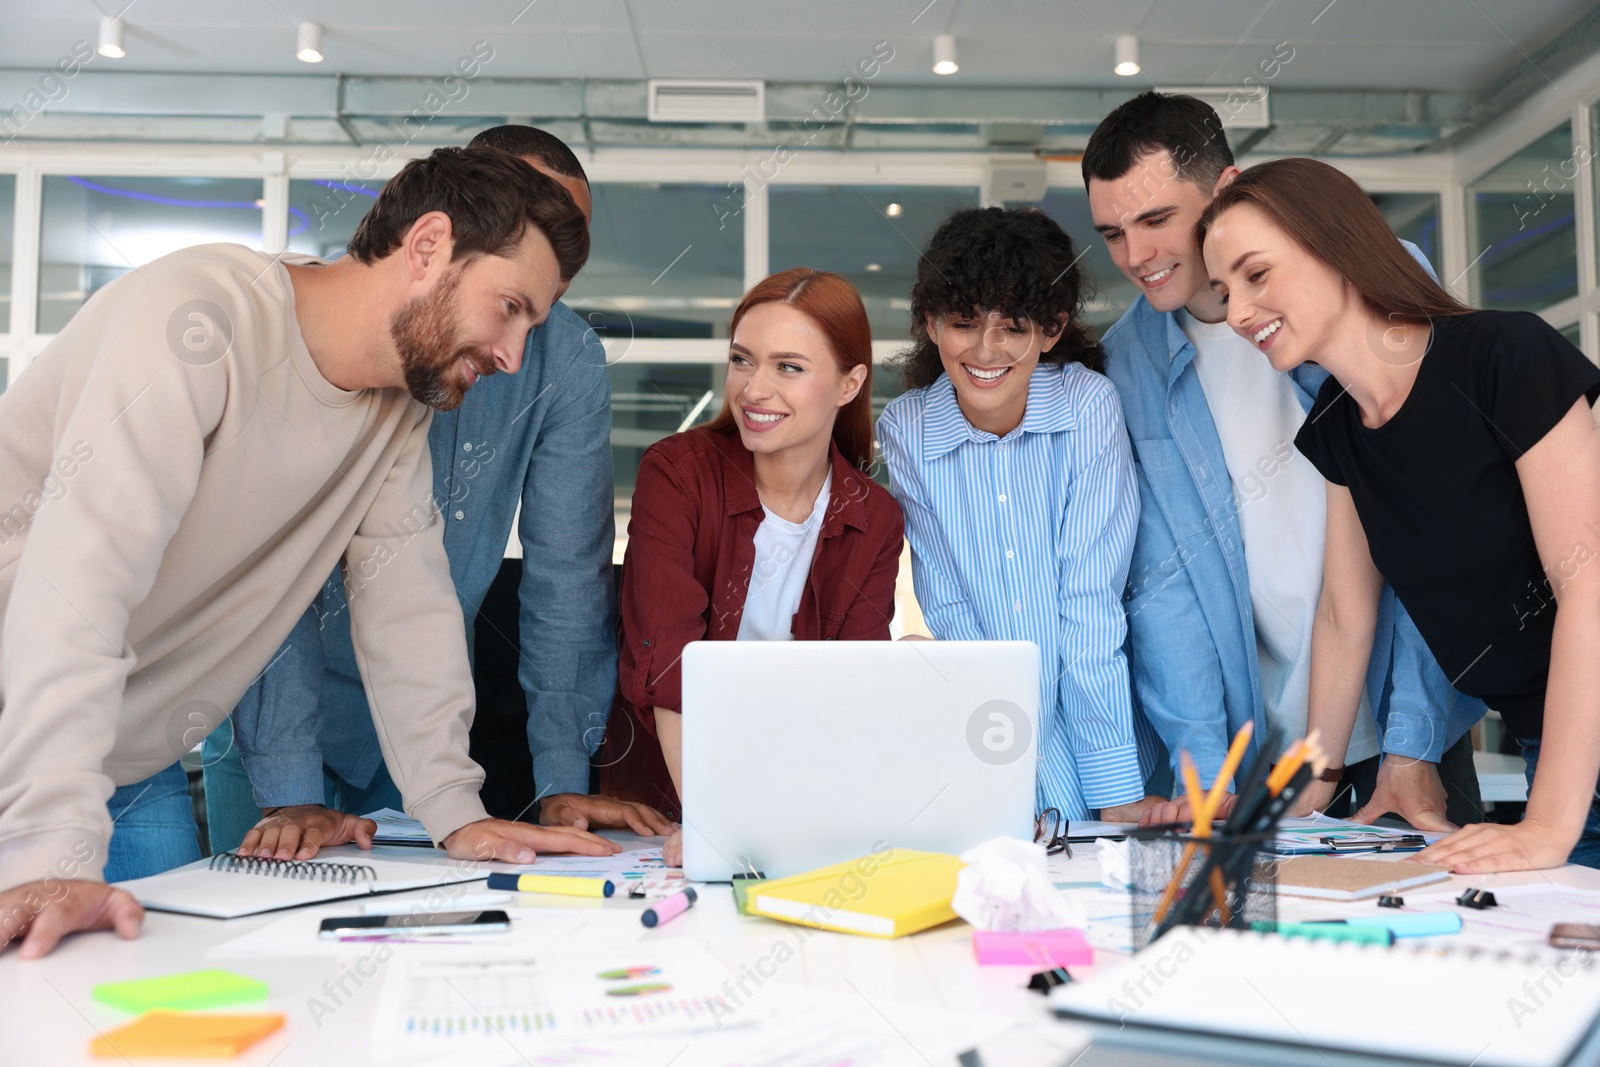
[1196,157,1472,324]
[703,268,875,472]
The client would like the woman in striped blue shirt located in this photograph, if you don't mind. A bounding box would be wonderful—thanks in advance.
[878,207,1163,822]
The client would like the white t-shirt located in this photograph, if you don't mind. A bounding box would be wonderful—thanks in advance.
[737,472,832,642]
[1180,311,1380,763]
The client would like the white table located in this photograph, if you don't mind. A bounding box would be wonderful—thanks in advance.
[5,840,1597,1066]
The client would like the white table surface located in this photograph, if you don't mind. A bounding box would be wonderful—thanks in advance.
[6,837,1599,1067]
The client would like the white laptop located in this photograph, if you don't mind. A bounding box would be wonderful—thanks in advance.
[680,640,1039,882]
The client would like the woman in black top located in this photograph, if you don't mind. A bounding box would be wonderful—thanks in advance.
[1197,157,1600,873]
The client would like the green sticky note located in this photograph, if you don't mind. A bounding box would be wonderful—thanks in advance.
[92,969,268,1014]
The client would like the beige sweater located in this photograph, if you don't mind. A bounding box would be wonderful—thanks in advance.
[0,244,489,887]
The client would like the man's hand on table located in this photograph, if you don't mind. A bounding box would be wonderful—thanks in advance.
[0,880,143,959]
[239,805,377,860]
[442,818,621,865]
[539,793,677,837]
[1353,757,1457,833]
[663,829,683,868]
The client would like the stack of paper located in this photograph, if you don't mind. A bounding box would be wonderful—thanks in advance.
[1267,813,1443,855]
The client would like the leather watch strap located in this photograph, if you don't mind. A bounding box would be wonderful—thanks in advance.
[1317,765,1345,784]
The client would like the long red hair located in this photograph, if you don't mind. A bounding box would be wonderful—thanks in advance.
[703,268,875,472]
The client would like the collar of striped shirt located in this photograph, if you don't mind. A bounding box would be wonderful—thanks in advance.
[921,363,1081,458]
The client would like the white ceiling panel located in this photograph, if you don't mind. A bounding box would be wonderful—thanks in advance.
[0,0,1589,94]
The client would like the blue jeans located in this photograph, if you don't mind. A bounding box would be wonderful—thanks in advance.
[1520,739,1600,870]
[105,762,201,882]
[201,731,403,855]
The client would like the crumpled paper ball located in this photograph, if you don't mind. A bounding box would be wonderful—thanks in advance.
[950,836,1087,932]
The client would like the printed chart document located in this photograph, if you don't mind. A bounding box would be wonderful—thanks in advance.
[371,938,762,1050]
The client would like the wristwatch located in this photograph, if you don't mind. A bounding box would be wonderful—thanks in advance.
[1318,766,1345,784]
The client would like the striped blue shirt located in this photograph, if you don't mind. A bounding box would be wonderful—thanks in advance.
[878,362,1144,818]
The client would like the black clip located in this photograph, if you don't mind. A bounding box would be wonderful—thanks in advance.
[1027,967,1072,995]
[1377,894,1405,909]
[1457,888,1498,910]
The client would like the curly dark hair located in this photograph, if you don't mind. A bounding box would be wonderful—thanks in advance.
[897,206,1103,389]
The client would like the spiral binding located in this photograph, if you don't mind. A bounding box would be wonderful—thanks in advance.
[207,852,377,883]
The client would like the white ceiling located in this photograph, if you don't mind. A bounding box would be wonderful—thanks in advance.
[0,0,1589,95]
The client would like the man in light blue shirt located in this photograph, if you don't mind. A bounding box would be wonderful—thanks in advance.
[879,206,1161,823]
[203,127,673,858]
[1083,92,1484,826]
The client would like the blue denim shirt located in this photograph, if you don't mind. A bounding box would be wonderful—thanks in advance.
[1103,291,1485,785]
[232,301,616,805]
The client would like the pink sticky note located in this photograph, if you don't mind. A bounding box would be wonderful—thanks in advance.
[972,928,1093,967]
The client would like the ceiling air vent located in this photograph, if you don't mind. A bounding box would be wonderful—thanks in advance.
[1156,86,1271,129]
[647,79,765,124]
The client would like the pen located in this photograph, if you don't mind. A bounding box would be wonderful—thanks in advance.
[486,873,614,898]
[641,887,698,928]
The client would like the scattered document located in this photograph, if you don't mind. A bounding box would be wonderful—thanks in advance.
[362,807,434,845]
[1268,813,1445,855]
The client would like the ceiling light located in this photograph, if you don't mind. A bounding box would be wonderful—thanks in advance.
[296,21,324,63]
[932,34,958,76]
[885,202,904,218]
[97,16,126,59]
[1114,35,1140,77]
[865,263,883,272]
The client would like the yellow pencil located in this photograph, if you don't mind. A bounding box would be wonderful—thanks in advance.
[1200,720,1254,834]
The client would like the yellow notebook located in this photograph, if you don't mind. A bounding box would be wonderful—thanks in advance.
[745,849,963,938]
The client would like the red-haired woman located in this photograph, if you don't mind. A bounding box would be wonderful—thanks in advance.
[599,269,905,865]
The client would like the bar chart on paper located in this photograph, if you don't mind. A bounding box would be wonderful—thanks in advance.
[373,941,750,1046]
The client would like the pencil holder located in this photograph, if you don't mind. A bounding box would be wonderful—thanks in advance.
[1127,829,1276,951]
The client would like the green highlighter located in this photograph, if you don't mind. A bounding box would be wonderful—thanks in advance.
[1252,921,1396,946]
[93,969,268,1014]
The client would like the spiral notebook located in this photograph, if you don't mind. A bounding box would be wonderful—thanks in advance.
[118,846,485,918]
[1051,927,1600,1067]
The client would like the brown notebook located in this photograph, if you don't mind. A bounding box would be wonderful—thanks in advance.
[1274,856,1449,900]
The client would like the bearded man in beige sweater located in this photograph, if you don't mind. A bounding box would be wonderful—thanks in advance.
[0,145,622,959]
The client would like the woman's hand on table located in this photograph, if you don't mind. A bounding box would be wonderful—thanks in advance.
[1099,795,1170,824]
[1287,777,1339,818]
[0,879,143,959]
[238,805,376,861]
[1412,818,1576,873]
[1137,792,1239,828]
[662,829,683,868]
[540,794,678,837]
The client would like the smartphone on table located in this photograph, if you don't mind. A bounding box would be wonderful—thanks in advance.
[318,909,511,939]
[1549,923,1600,950]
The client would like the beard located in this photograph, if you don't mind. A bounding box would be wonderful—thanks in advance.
[389,262,491,411]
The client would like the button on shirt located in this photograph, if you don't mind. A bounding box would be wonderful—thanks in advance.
[878,362,1144,818]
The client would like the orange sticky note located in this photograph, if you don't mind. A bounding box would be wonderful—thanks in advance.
[90,1011,285,1058]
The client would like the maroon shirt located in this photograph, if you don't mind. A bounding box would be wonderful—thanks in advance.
[599,427,904,811]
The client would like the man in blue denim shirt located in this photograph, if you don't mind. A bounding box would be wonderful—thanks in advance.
[1083,93,1486,827]
[203,127,673,859]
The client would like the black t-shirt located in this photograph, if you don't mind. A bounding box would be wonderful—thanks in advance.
[1296,310,1600,740]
